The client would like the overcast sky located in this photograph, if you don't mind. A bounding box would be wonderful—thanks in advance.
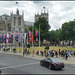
[0,1,75,30]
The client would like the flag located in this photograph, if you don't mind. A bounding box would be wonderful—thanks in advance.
[3,34,5,43]
[29,31,33,43]
[0,34,1,43]
[36,30,37,36]
[35,30,39,43]
[15,34,18,42]
[23,33,26,40]
[9,33,12,43]
[18,33,22,43]
[3,34,7,43]
[11,34,13,43]
[2,35,3,43]
[23,32,24,36]
[7,33,9,43]
[23,33,26,44]
[14,32,16,37]
[18,32,20,37]
[9,33,11,38]
[4,34,5,38]
[0,34,3,43]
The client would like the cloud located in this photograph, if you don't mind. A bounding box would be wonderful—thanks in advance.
[0,1,75,30]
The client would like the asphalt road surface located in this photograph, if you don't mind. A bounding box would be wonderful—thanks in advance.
[0,53,75,74]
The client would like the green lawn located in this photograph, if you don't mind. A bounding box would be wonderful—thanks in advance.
[27,46,75,53]
[1,46,75,53]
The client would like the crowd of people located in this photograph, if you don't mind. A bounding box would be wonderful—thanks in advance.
[36,49,75,60]
[1,47,75,60]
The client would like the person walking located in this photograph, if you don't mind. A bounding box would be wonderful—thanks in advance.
[65,51,68,60]
[74,51,75,56]
[32,49,34,57]
[68,50,71,58]
[55,51,58,58]
[44,50,46,57]
[59,49,61,57]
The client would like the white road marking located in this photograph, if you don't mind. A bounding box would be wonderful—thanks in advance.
[0,62,39,70]
[72,65,75,66]
[0,63,6,66]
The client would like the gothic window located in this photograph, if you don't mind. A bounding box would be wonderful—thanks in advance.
[18,17,21,26]
[14,17,16,26]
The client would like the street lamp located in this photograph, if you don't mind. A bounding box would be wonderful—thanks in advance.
[73,26,75,47]
[65,29,68,46]
[39,24,40,55]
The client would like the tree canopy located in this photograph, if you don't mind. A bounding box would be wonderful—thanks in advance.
[27,18,75,46]
[34,17,51,42]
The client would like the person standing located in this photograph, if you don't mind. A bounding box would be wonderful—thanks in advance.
[59,49,61,57]
[44,50,46,57]
[55,51,58,58]
[74,51,75,56]
[65,51,68,60]
[32,49,34,57]
[68,50,70,58]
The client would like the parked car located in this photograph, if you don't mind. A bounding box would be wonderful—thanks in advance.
[40,57,64,70]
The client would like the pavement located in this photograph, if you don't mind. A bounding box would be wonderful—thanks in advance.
[0,51,75,74]
[0,50,75,65]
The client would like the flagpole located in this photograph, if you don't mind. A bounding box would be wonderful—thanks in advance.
[0,32,2,50]
[26,28,28,56]
[3,31,5,48]
[39,24,40,55]
[32,25,33,53]
[13,31,15,48]
[22,32,23,53]
[18,31,19,52]
[10,32,11,52]
[16,2,18,9]
[4,31,5,51]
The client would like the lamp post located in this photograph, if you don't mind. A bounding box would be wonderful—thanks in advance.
[26,28,28,56]
[32,25,33,53]
[39,24,40,55]
[73,26,75,47]
[65,30,68,46]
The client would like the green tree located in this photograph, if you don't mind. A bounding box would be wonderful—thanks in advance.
[56,28,63,41]
[48,30,57,44]
[61,20,75,45]
[28,25,36,43]
[34,17,50,43]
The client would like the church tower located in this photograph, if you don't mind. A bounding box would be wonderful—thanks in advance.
[35,7,49,23]
[11,9,24,33]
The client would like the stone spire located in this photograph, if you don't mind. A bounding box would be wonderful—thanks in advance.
[16,9,19,15]
[22,10,24,18]
[10,10,13,16]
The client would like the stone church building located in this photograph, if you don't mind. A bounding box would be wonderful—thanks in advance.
[0,9,34,33]
[0,8,49,45]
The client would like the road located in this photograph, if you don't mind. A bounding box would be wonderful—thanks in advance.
[0,53,75,74]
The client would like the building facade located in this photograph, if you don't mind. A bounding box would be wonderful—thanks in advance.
[11,9,24,33]
[0,9,34,33]
[35,11,49,23]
